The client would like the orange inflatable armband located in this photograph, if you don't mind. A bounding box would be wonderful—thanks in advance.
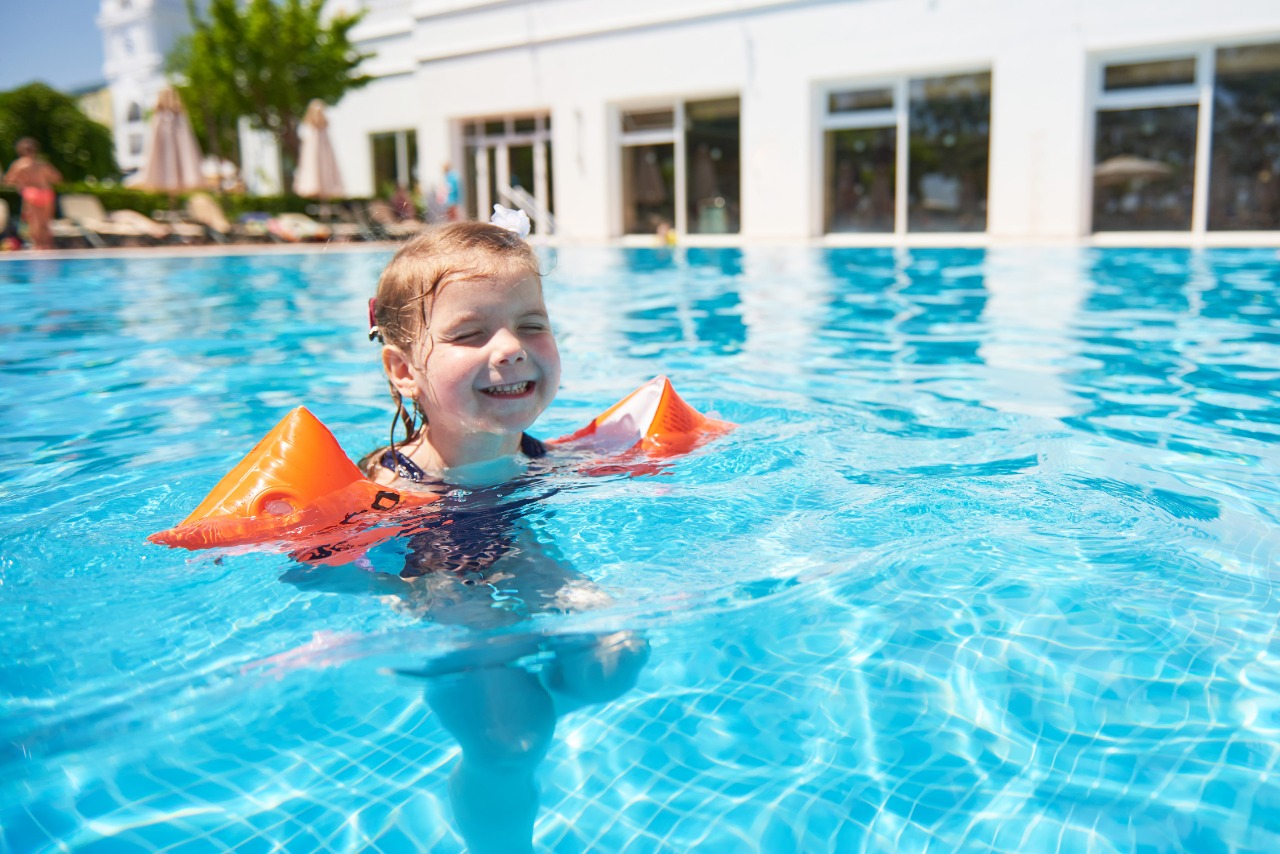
[149,377,732,562]
[148,407,439,561]
[550,375,734,456]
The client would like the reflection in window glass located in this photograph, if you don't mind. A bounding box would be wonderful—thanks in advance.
[371,131,418,200]
[824,127,895,233]
[484,120,505,136]
[463,144,478,220]
[907,72,991,233]
[686,97,741,234]
[1103,58,1196,91]
[513,117,536,134]
[486,147,498,218]
[545,142,554,215]
[508,145,535,193]
[622,109,674,133]
[828,87,893,114]
[1092,106,1197,231]
[1210,41,1280,230]
[406,131,418,193]
[371,132,398,199]
[622,144,675,234]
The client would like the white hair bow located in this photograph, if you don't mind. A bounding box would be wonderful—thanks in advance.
[490,205,531,238]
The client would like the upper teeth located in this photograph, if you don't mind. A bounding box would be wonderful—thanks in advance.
[486,382,529,395]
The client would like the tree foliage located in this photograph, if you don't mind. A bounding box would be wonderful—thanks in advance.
[0,83,118,182]
[169,0,371,183]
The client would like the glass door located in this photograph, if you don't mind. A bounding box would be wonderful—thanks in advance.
[461,116,554,232]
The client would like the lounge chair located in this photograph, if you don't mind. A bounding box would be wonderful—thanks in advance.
[315,203,371,242]
[56,194,203,247]
[366,200,428,240]
[267,212,331,242]
[186,192,269,244]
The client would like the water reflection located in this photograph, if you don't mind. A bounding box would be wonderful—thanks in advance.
[818,248,989,370]
[1067,249,1280,453]
[617,247,748,357]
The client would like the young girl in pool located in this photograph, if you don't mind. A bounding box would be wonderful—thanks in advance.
[364,206,557,490]
[358,207,648,854]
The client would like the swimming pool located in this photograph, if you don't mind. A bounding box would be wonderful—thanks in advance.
[2,245,1278,851]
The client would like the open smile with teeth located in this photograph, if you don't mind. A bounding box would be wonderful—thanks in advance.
[481,381,533,396]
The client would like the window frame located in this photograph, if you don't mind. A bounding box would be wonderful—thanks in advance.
[815,68,992,239]
[458,113,553,228]
[1088,45,1215,235]
[612,94,742,239]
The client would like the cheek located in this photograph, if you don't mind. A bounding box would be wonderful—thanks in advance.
[536,336,561,371]
[419,351,476,393]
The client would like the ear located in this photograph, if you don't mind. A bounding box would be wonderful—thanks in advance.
[382,346,420,399]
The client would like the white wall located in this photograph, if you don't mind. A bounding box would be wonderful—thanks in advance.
[328,0,1280,241]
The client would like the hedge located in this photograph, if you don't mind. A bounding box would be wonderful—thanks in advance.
[1,183,370,221]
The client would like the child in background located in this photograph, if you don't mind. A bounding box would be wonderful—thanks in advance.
[362,206,647,854]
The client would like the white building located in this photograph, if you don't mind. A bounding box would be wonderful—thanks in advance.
[97,0,207,175]
[322,0,1280,244]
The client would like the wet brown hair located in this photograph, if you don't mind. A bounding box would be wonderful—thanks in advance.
[370,221,543,451]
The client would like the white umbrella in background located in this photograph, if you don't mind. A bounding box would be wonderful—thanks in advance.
[1093,155,1173,187]
[138,87,205,203]
[294,99,345,203]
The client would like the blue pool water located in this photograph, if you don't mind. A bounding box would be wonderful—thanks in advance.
[2,246,1279,852]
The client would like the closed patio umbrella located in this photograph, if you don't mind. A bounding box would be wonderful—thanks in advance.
[138,87,205,203]
[294,100,345,203]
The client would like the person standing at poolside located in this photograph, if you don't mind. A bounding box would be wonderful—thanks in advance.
[437,162,461,221]
[3,138,62,251]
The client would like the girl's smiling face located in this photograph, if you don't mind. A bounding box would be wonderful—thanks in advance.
[387,265,560,463]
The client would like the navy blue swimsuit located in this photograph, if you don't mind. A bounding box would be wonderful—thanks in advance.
[378,435,549,581]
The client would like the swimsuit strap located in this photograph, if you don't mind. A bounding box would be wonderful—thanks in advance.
[521,433,548,459]
[380,433,546,482]
[380,448,429,483]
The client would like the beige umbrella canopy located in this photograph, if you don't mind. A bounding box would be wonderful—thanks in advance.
[138,87,205,197]
[1093,155,1173,187]
[294,99,345,201]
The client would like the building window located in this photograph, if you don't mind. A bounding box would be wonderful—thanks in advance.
[370,129,418,200]
[1092,56,1199,232]
[460,114,553,233]
[1209,42,1280,230]
[618,96,741,236]
[129,133,144,156]
[1092,40,1280,233]
[821,72,991,235]
[127,102,142,123]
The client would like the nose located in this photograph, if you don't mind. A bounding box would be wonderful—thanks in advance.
[490,327,527,365]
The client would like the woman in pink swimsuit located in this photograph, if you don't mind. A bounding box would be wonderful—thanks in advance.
[3,138,62,250]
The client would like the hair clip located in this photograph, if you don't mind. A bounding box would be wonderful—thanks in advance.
[491,205,531,238]
[367,296,382,342]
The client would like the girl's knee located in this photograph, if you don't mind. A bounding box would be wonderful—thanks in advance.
[544,631,650,707]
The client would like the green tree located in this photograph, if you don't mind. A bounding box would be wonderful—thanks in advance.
[169,0,371,187]
[0,83,118,182]
[167,29,241,170]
